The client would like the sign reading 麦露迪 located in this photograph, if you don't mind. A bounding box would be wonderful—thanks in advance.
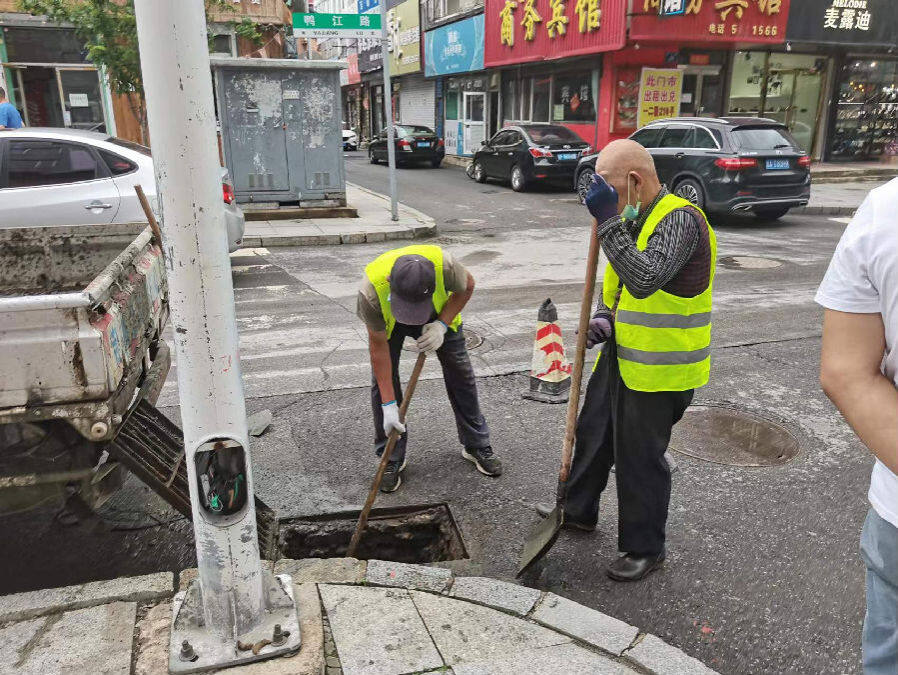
[786,0,897,47]
[636,67,682,128]
[292,12,382,38]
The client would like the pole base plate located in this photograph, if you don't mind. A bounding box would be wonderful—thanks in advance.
[169,573,302,674]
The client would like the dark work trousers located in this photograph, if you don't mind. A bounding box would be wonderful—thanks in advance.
[565,339,693,555]
[370,322,491,465]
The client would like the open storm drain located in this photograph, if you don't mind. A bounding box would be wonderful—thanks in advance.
[670,405,800,467]
[277,502,468,564]
[719,255,783,270]
[402,328,484,352]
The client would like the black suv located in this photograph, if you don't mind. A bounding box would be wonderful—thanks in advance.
[574,117,811,220]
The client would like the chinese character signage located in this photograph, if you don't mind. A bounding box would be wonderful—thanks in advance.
[357,0,378,13]
[630,0,790,43]
[424,14,485,77]
[636,68,682,128]
[786,0,896,47]
[387,0,422,75]
[292,12,382,37]
[484,0,625,67]
[346,53,361,84]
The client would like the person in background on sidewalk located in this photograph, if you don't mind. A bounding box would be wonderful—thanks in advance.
[357,244,502,492]
[0,88,23,129]
[536,139,716,581]
[818,178,898,675]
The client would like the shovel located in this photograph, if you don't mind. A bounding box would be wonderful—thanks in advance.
[517,218,602,577]
[348,351,427,557]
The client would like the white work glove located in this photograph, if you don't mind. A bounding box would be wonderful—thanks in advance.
[381,401,406,437]
[416,320,448,353]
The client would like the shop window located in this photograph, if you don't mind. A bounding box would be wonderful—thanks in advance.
[502,78,516,122]
[830,59,898,162]
[425,0,483,25]
[6,28,86,64]
[445,91,459,120]
[728,51,765,116]
[553,72,595,123]
[532,77,551,123]
[519,78,531,120]
[612,67,640,134]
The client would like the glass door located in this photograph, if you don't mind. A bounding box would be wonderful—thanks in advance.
[462,91,485,156]
[764,68,822,153]
[680,66,722,117]
[57,68,106,132]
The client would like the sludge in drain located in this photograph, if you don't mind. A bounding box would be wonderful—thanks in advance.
[670,405,800,467]
[277,502,468,563]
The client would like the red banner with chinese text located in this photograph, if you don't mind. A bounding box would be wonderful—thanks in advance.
[484,0,626,67]
[347,53,361,85]
[630,0,790,44]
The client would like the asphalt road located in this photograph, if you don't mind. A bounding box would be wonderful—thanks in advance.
[0,157,875,675]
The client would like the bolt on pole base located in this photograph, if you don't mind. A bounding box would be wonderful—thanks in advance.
[168,573,301,674]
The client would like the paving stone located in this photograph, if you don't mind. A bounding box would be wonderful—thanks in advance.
[365,231,387,242]
[0,601,136,675]
[449,577,541,616]
[409,590,569,667]
[366,559,452,593]
[274,558,367,584]
[340,232,366,244]
[532,593,638,656]
[319,584,443,675]
[385,229,415,240]
[451,642,637,675]
[625,634,718,675]
[0,572,172,623]
[134,583,325,675]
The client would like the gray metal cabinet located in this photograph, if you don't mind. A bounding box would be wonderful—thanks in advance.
[212,58,346,205]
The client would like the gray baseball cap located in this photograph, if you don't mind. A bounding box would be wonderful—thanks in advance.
[388,254,436,325]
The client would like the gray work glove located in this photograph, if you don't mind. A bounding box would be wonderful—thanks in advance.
[416,320,447,353]
[586,310,614,348]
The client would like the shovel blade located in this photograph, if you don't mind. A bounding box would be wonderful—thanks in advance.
[516,506,563,577]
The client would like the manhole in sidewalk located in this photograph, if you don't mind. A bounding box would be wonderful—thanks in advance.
[277,503,468,563]
[719,255,783,270]
[402,328,484,352]
[670,405,800,466]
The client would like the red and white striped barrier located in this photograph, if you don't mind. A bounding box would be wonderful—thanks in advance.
[523,299,571,403]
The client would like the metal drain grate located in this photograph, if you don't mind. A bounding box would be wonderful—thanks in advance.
[670,404,800,467]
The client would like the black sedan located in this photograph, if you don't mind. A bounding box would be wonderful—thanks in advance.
[368,125,445,168]
[472,124,592,192]
[574,117,811,220]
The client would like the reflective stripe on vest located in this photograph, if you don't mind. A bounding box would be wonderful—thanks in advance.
[364,244,463,338]
[596,194,716,392]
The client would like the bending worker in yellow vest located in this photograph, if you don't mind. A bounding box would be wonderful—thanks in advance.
[357,245,502,493]
[536,139,716,581]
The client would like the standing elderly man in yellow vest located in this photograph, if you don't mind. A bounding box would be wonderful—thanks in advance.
[357,245,502,493]
[536,139,716,581]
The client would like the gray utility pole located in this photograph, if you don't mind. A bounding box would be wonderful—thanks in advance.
[380,0,399,221]
[132,1,301,672]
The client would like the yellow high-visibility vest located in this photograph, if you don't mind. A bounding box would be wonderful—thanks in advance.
[365,244,463,338]
[597,194,716,392]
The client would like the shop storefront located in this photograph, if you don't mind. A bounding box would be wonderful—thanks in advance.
[389,0,437,128]
[424,13,486,156]
[786,0,898,163]
[0,25,114,133]
[342,53,363,136]
[626,0,791,142]
[483,0,626,146]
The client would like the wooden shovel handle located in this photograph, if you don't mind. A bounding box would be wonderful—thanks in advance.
[559,219,602,483]
[347,351,427,557]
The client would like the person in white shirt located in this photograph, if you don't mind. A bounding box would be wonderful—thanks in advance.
[817,177,898,675]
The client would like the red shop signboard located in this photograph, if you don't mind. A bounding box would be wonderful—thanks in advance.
[484,0,626,67]
[630,0,790,43]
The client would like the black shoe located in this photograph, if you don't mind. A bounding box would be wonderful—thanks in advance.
[379,457,407,493]
[533,502,596,532]
[606,552,665,582]
[462,446,503,477]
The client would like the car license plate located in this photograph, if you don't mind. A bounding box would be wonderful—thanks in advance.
[417,141,430,148]
[557,152,577,161]
[765,159,790,170]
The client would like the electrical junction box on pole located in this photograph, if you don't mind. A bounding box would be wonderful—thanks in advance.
[211,58,347,206]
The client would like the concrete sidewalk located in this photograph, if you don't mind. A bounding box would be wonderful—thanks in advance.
[0,559,716,675]
[241,184,435,248]
[794,180,886,216]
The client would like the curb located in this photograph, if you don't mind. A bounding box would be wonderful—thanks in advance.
[791,205,857,217]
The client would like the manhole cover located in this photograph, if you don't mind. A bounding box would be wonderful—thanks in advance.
[277,503,468,563]
[480,189,500,194]
[402,327,483,352]
[719,255,783,270]
[670,405,800,466]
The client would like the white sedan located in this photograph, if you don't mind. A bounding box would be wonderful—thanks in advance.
[0,128,245,251]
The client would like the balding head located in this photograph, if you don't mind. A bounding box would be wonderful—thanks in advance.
[594,139,662,217]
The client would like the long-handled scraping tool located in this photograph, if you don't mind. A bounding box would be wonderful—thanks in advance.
[517,219,602,577]
[348,351,427,557]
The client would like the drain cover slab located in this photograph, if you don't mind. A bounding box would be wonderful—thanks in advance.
[719,255,782,270]
[670,405,800,466]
